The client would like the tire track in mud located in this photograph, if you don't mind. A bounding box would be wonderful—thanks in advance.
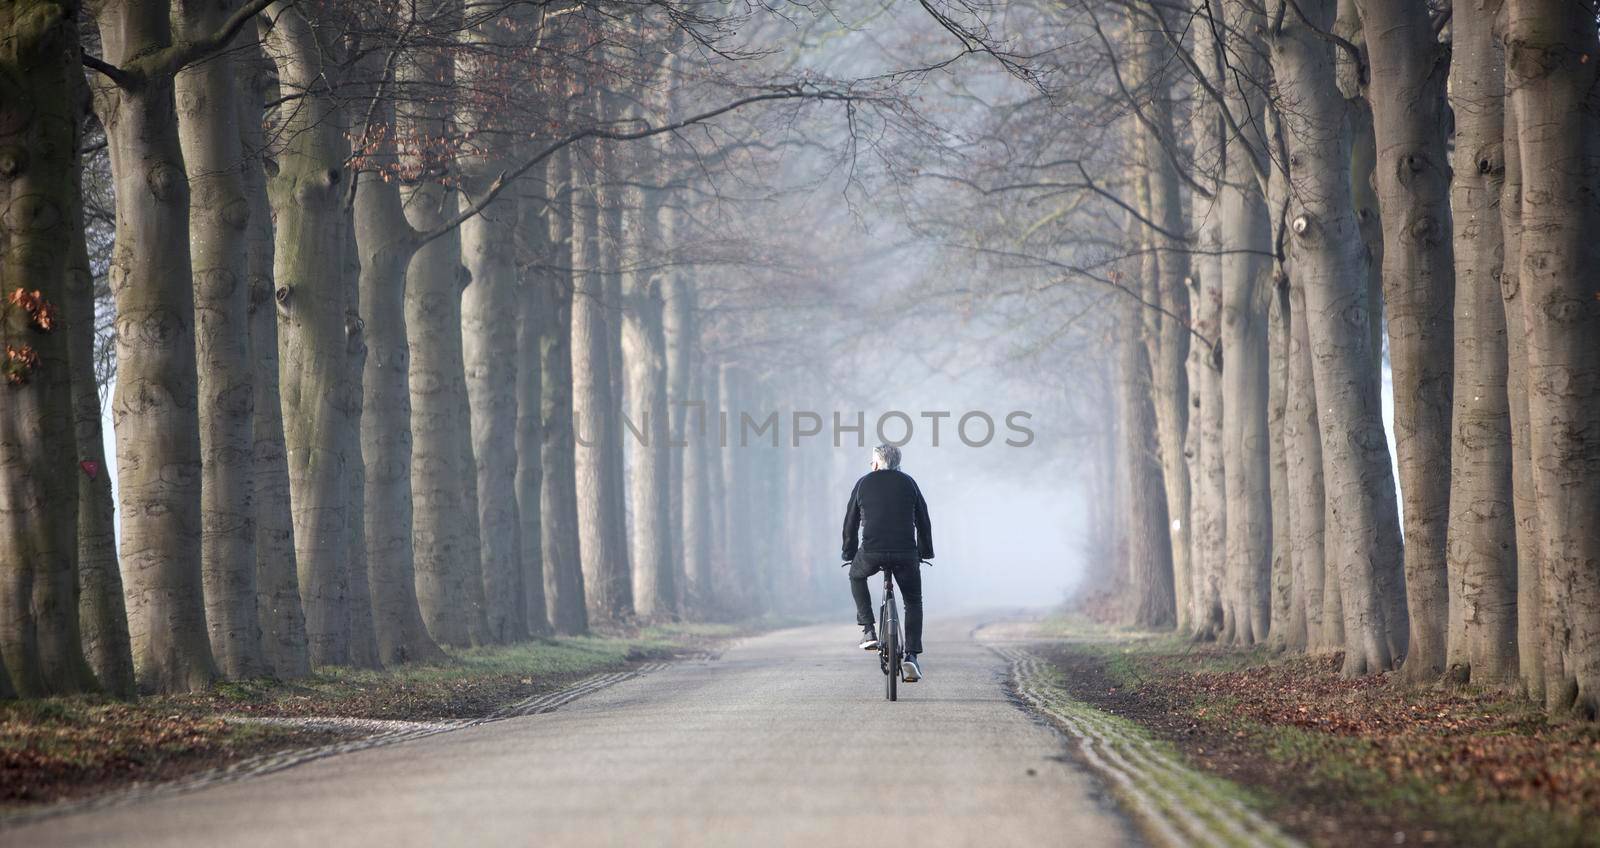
[995,646,1302,848]
[1,662,675,828]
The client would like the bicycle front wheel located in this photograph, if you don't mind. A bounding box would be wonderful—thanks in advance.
[885,627,898,701]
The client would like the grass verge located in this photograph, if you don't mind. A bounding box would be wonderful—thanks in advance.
[2,621,760,810]
[1033,615,1600,848]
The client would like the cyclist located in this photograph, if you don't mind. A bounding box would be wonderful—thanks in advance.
[842,443,933,682]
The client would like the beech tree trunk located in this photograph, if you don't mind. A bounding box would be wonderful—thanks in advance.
[461,178,527,643]
[1356,0,1455,684]
[351,94,445,664]
[1444,0,1517,686]
[403,182,487,647]
[0,0,99,696]
[623,192,675,619]
[515,192,552,636]
[1217,0,1272,646]
[67,177,136,695]
[1502,0,1600,718]
[395,9,487,647]
[262,1,357,667]
[93,0,218,692]
[1184,3,1226,637]
[1118,287,1176,628]
[572,145,632,624]
[541,151,587,635]
[1271,0,1406,675]
[681,353,714,616]
[237,46,309,677]
[174,0,265,679]
[1497,81,1543,698]
[1284,280,1328,652]
[1128,6,1192,634]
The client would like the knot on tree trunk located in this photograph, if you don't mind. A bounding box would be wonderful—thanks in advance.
[0,146,27,178]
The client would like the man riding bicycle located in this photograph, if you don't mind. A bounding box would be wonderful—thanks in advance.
[842,443,933,682]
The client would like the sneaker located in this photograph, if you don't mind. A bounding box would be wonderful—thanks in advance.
[858,626,879,651]
[901,653,922,682]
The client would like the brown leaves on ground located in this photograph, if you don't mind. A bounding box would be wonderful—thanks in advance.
[0,699,348,807]
[1041,640,1600,847]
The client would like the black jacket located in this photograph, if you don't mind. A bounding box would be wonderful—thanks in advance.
[841,469,934,561]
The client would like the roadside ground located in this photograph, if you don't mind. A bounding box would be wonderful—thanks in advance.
[2,620,775,811]
[1018,616,1600,848]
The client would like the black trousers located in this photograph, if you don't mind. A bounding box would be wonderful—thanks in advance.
[849,553,923,654]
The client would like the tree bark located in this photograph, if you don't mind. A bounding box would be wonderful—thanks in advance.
[1443,0,1517,687]
[0,0,100,696]
[92,0,218,692]
[1118,287,1176,629]
[1502,0,1600,718]
[1496,72,1542,698]
[262,1,357,667]
[237,44,309,677]
[461,178,526,643]
[1284,278,1329,652]
[572,144,632,624]
[682,354,714,616]
[515,195,552,637]
[67,167,136,695]
[623,189,676,619]
[1217,0,1273,646]
[350,93,446,664]
[403,181,487,647]
[174,0,265,679]
[541,150,588,635]
[1270,0,1406,676]
[1128,4,1193,634]
[1355,0,1455,684]
[1184,2,1226,637]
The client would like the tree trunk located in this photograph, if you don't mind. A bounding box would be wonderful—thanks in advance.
[403,182,487,648]
[340,204,379,669]
[1333,0,1386,368]
[1217,177,1273,646]
[1284,279,1328,652]
[1355,0,1455,684]
[1184,3,1226,637]
[1497,74,1542,698]
[461,179,527,643]
[1216,0,1273,646]
[1267,258,1294,649]
[541,151,587,635]
[67,173,136,695]
[174,0,265,679]
[681,355,713,616]
[1270,0,1406,676]
[1118,288,1176,629]
[1502,0,1600,718]
[662,272,692,614]
[237,46,309,678]
[0,0,99,696]
[515,192,552,637]
[351,111,446,665]
[572,146,632,624]
[92,0,217,692]
[262,2,356,667]
[1128,5,1193,634]
[1442,0,1516,687]
[623,195,675,619]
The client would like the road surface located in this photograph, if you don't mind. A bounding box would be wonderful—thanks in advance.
[13,618,1141,847]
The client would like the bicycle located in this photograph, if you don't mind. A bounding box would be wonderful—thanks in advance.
[877,570,905,701]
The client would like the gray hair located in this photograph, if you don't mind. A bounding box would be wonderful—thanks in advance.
[871,443,902,470]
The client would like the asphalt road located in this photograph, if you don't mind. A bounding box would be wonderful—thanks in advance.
[14,617,1141,847]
